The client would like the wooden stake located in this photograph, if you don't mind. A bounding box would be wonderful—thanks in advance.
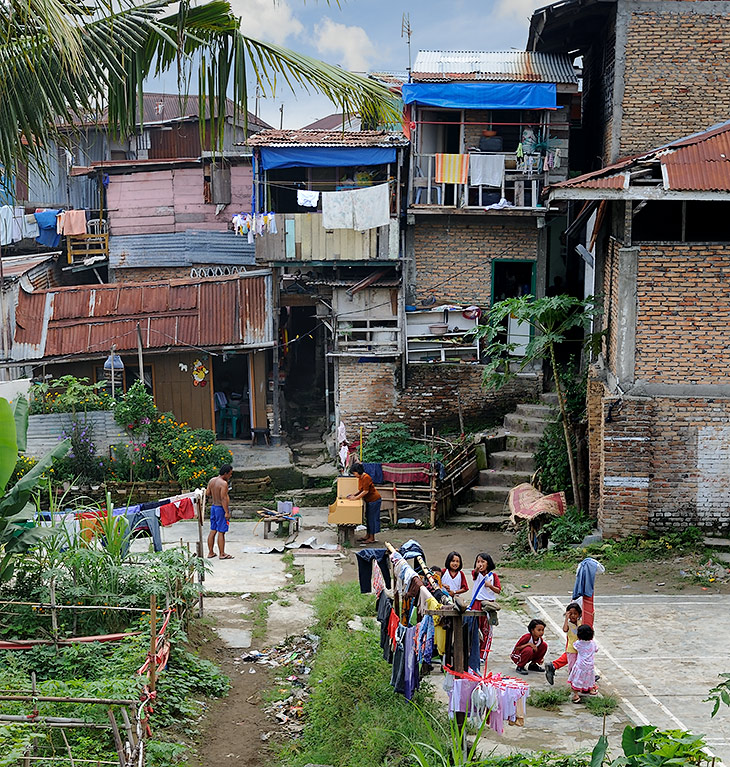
[120,706,136,750]
[49,578,58,646]
[148,595,157,694]
[107,709,125,767]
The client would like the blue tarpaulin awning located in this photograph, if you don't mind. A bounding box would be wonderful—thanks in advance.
[259,146,398,170]
[401,82,557,110]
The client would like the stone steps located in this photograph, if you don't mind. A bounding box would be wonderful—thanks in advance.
[455,501,507,518]
[472,485,515,503]
[448,515,511,530]
[488,451,535,471]
[503,413,549,434]
[505,433,544,453]
[541,392,560,406]
[479,468,533,487]
[515,403,556,418]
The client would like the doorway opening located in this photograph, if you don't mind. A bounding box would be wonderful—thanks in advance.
[212,352,250,441]
[491,260,536,358]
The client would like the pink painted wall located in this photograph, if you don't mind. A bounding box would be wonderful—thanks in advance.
[106,165,252,236]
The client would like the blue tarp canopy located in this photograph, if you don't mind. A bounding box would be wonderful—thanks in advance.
[259,146,397,170]
[401,82,557,110]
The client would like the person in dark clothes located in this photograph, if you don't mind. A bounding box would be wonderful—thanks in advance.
[348,463,382,544]
[479,129,503,152]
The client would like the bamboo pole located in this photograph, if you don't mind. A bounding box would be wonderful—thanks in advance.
[148,595,157,694]
[50,577,59,646]
[0,716,112,729]
[107,708,125,767]
[0,695,137,705]
[429,429,437,528]
[120,707,136,750]
[60,728,76,767]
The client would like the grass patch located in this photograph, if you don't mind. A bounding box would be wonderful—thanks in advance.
[583,693,620,717]
[252,594,274,641]
[282,551,306,587]
[527,687,572,711]
[280,581,441,767]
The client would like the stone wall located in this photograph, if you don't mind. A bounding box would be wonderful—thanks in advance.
[412,216,539,306]
[594,392,730,538]
[336,359,542,436]
[634,242,730,385]
[619,3,730,157]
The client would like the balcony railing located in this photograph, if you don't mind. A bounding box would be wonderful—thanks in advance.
[256,213,399,263]
[409,153,547,211]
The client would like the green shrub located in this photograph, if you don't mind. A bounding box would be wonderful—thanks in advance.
[584,693,620,717]
[362,423,432,463]
[535,420,571,494]
[544,506,594,551]
[29,376,112,415]
[527,687,571,711]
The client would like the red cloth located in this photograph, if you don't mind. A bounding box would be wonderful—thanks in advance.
[582,595,595,628]
[510,633,547,667]
[508,483,566,521]
[381,463,430,484]
[77,510,107,542]
[387,609,399,649]
[158,497,195,526]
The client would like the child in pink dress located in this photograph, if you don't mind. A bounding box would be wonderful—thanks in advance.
[567,624,598,703]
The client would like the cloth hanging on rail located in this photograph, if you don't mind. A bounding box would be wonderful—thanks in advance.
[297,190,320,207]
[355,548,392,593]
[57,209,87,236]
[158,497,196,527]
[321,183,390,230]
[435,154,469,185]
[469,153,505,187]
[34,209,62,248]
[0,206,16,245]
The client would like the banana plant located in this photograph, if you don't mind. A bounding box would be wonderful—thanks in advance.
[0,396,69,582]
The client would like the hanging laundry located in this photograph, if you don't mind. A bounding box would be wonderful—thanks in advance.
[321,188,356,229]
[469,154,505,188]
[158,497,196,527]
[0,206,15,246]
[21,212,39,239]
[434,154,469,185]
[351,183,390,231]
[57,209,87,236]
[297,190,320,208]
[34,209,62,248]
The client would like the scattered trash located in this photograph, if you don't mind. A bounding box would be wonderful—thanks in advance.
[249,668,256,674]
[656,582,665,586]
[241,593,252,600]
[521,584,531,589]
[681,560,730,584]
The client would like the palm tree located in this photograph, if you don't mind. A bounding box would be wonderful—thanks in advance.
[0,0,398,177]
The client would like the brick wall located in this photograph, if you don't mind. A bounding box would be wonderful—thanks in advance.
[413,216,539,306]
[586,369,606,517]
[634,243,730,384]
[337,359,542,436]
[620,6,730,156]
[596,394,730,537]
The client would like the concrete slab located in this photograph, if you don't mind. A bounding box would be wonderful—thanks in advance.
[224,442,294,471]
[526,594,730,766]
[296,555,342,593]
[204,597,254,649]
[213,627,252,649]
[266,595,315,645]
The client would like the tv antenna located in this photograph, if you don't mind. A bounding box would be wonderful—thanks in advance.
[401,13,412,80]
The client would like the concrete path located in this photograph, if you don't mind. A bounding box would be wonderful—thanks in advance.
[526,593,730,766]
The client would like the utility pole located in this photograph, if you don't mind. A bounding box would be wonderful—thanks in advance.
[401,13,413,81]
[279,104,284,130]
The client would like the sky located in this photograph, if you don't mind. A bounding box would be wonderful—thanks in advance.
[149,0,553,129]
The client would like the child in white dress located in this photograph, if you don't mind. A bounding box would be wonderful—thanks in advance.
[567,623,598,703]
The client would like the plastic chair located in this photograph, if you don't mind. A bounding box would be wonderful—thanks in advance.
[219,407,239,439]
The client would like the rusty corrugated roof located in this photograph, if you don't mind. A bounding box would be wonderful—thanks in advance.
[411,51,578,84]
[12,272,273,362]
[551,120,730,194]
[1,253,58,283]
[246,129,408,148]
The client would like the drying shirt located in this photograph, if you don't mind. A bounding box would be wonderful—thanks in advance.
[358,472,381,503]
[158,497,195,526]
[472,572,499,602]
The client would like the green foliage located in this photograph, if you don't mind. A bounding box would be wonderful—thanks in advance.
[7,454,37,490]
[409,704,490,767]
[706,672,730,716]
[535,420,572,494]
[474,295,602,393]
[527,687,571,711]
[54,418,105,483]
[583,693,620,717]
[362,423,432,463]
[485,753,590,767]
[544,507,594,552]
[0,398,17,491]
[592,725,711,767]
[29,376,112,415]
[283,581,439,767]
[114,379,157,435]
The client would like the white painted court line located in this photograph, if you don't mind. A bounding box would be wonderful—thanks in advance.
[526,594,725,767]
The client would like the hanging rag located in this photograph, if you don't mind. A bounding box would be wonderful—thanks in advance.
[321,189,355,229]
[125,509,163,553]
[158,497,196,527]
[0,206,15,245]
[469,153,505,187]
[355,548,391,592]
[57,210,87,236]
[361,462,384,485]
[372,560,386,597]
[34,209,62,248]
[296,189,320,208]
[434,154,469,185]
[572,557,605,599]
[21,212,39,239]
[351,183,390,231]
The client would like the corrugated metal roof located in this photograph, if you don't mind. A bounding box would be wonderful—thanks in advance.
[12,272,273,362]
[411,51,578,84]
[246,129,408,148]
[300,114,361,131]
[110,231,256,270]
[552,120,730,193]
[1,254,58,282]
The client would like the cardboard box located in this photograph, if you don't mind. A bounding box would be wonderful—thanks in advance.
[328,477,364,525]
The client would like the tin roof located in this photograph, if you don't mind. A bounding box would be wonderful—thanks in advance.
[246,129,408,148]
[550,120,730,196]
[1,253,59,284]
[411,50,578,84]
[110,231,255,270]
[12,272,273,362]
[300,114,361,131]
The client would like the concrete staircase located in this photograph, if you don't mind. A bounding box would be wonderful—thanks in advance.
[469,393,558,518]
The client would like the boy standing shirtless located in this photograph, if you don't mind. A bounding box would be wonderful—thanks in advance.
[206,464,234,559]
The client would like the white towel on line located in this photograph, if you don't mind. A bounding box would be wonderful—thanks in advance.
[469,153,505,187]
[297,189,320,207]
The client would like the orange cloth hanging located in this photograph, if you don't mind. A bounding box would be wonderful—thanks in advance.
[434,154,469,185]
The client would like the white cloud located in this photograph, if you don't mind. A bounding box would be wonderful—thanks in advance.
[230,0,304,46]
[313,17,377,72]
[494,0,558,21]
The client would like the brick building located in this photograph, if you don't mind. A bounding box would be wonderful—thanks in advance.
[529,0,730,169]
[549,122,730,536]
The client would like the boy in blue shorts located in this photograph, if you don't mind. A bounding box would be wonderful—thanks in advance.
[206,464,234,559]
